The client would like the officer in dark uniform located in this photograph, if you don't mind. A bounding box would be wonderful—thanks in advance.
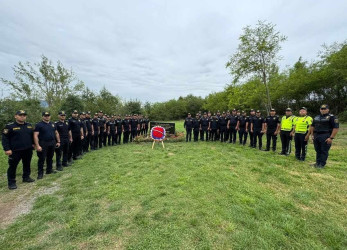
[144,116,150,137]
[216,110,221,140]
[208,113,219,141]
[236,111,248,145]
[310,104,339,168]
[98,111,106,148]
[218,112,228,142]
[225,110,231,142]
[107,115,117,146]
[184,113,193,142]
[207,111,212,139]
[104,115,110,145]
[85,111,93,152]
[130,114,139,142]
[122,115,131,143]
[264,108,280,151]
[91,113,99,150]
[55,111,72,170]
[34,112,60,179]
[138,114,144,136]
[2,110,35,189]
[200,112,209,141]
[68,110,83,161]
[115,114,123,144]
[250,110,265,149]
[227,109,238,144]
[193,114,200,142]
[248,109,256,147]
[80,112,87,155]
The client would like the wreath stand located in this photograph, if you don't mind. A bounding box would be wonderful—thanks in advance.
[152,139,165,149]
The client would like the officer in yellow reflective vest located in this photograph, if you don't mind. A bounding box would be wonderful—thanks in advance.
[291,107,313,161]
[279,108,295,155]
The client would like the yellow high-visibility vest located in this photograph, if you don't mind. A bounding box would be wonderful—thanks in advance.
[281,115,295,131]
[294,116,313,133]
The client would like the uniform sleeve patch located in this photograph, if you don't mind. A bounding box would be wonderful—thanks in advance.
[335,119,338,123]
[3,129,9,134]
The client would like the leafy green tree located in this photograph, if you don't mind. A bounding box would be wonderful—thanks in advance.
[1,55,84,108]
[226,20,287,114]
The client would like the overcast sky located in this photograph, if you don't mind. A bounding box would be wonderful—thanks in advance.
[0,0,346,102]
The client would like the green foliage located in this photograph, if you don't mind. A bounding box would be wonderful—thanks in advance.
[60,94,85,116]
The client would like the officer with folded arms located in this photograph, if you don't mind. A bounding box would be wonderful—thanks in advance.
[310,104,339,168]
[2,110,35,189]
[34,112,60,179]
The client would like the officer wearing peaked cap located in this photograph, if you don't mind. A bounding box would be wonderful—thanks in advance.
[310,105,339,168]
[2,110,35,189]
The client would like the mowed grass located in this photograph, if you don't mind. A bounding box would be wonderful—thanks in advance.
[0,122,346,249]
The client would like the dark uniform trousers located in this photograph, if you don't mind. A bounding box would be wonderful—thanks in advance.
[99,129,104,148]
[116,131,122,144]
[200,128,209,141]
[108,130,116,145]
[103,131,107,146]
[280,131,292,154]
[123,131,130,143]
[193,128,199,142]
[220,127,227,142]
[238,128,247,145]
[84,133,92,152]
[313,133,331,166]
[93,132,99,149]
[252,130,263,149]
[295,133,308,160]
[266,131,277,151]
[69,134,81,160]
[229,127,237,143]
[249,131,254,147]
[56,140,69,167]
[8,149,33,184]
[144,126,149,136]
[186,128,192,142]
[210,129,217,141]
[37,141,55,174]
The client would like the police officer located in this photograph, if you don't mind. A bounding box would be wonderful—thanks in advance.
[200,112,209,141]
[2,110,35,189]
[236,111,248,145]
[85,111,93,152]
[280,108,295,155]
[144,116,150,137]
[248,109,256,147]
[34,112,60,179]
[250,110,265,150]
[264,108,280,151]
[291,107,313,161]
[92,113,100,150]
[107,115,117,146]
[104,115,110,145]
[122,115,131,143]
[68,110,84,161]
[225,110,231,142]
[130,114,139,142]
[218,112,228,142]
[55,111,72,170]
[115,114,123,144]
[98,111,106,148]
[79,112,87,155]
[310,104,339,168]
[184,113,193,142]
[227,109,238,144]
[193,114,200,142]
[208,113,219,141]
[216,110,221,140]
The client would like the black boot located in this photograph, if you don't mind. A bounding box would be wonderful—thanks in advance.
[23,177,35,183]
[8,182,17,190]
[37,173,44,179]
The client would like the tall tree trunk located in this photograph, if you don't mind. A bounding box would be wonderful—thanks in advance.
[262,71,272,115]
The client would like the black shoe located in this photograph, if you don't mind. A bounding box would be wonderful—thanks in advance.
[279,152,286,155]
[8,183,17,190]
[23,177,35,183]
[263,149,270,151]
[37,173,43,179]
[57,167,63,171]
[46,170,57,174]
[296,157,301,161]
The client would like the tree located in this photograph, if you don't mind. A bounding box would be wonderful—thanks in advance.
[226,20,287,114]
[1,55,84,108]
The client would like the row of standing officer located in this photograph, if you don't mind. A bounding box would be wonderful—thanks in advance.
[184,105,339,168]
[1,110,150,190]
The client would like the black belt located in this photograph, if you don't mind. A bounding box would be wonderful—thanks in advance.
[314,131,330,134]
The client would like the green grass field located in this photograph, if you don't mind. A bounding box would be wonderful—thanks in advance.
[0,122,346,249]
